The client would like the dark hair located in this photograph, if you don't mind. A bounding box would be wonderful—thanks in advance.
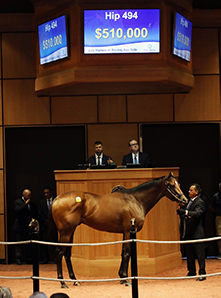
[128,139,138,146]
[94,141,103,146]
[190,183,202,194]
[50,294,70,298]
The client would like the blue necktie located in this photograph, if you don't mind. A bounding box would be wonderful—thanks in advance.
[134,155,137,164]
[47,200,51,209]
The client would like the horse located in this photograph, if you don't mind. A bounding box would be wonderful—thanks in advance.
[49,172,188,288]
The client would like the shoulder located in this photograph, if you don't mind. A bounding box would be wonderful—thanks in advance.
[139,152,148,156]
[123,153,131,158]
[103,154,111,160]
[15,198,24,204]
[195,196,205,207]
[87,155,95,161]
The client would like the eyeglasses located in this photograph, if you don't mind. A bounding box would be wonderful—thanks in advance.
[130,143,138,146]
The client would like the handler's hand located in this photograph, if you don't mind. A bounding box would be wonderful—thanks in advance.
[177,209,186,216]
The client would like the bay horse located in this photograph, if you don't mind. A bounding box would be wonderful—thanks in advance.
[49,172,187,288]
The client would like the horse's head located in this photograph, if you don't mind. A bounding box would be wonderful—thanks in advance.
[28,218,40,235]
[165,172,188,205]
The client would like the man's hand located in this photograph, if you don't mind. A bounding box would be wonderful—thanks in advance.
[177,208,186,216]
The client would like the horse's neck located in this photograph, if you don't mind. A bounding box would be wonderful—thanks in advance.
[135,182,166,215]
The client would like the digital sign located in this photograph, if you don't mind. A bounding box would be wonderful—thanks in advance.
[173,12,192,62]
[38,15,68,65]
[84,9,160,54]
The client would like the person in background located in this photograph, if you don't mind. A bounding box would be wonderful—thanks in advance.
[86,141,115,168]
[0,286,13,298]
[209,183,221,259]
[122,139,150,167]
[177,183,206,281]
[29,292,48,298]
[12,189,38,265]
[50,294,70,298]
[38,188,54,264]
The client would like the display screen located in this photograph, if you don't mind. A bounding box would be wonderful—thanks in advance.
[173,12,192,62]
[84,9,160,54]
[38,15,68,65]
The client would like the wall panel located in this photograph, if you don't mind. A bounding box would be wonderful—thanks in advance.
[88,124,138,165]
[0,170,4,213]
[0,35,1,79]
[127,94,173,122]
[0,81,2,125]
[0,127,3,169]
[174,75,221,121]
[2,33,36,78]
[0,215,5,259]
[193,28,219,75]
[3,80,50,125]
[51,96,97,124]
[98,95,126,123]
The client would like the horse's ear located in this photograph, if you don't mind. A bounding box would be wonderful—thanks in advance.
[168,172,173,179]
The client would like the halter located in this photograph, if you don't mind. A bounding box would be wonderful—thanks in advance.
[165,180,187,205]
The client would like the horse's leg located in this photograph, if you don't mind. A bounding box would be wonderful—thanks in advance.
[56,231,76,288]
[64,232,80,286]
[55,245,68,288]
[118,232,131,286]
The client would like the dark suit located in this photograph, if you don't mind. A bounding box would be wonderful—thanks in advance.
[122,152,150,168]
[12,198,38,263]
[39,197,54,262]
[87,154,112,168]
[180,196,206,276]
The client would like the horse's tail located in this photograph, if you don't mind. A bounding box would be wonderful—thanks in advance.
[47,207,58,258]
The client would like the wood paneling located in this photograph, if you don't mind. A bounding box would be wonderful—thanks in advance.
[0,14,35,32]
[0,128,3,169]
[193,28,219,75]
[0,215,5,259]
[55,168,181,276]
[127,94,174,122]
[98,95,126,123]
[2,33,36,78]
[3,80,50,125]
[0,35,1,79]
[51,96,97,124]
[87,124,138,165]
[175,75,221,121]
[0,81,2,125]
[0,170,4,213]
[193,9,221,28]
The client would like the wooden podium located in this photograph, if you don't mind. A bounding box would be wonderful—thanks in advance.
[54,167,182,277]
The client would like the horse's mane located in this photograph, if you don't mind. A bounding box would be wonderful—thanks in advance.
[120,176,165,194]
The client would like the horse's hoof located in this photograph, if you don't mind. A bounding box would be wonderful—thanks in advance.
[74,281,81,286]
[120,279,131,286]
[61,283,69,288]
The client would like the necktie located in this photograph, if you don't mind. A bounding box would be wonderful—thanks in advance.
[98,156,100,165]
[186,199,193,210]
[134,155,137,164]
[47,200,51,209]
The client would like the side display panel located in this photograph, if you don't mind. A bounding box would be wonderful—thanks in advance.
[38,15,68,65]
[173,12,192,62]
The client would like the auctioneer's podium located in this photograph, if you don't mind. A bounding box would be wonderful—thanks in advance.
[54,167,181,277]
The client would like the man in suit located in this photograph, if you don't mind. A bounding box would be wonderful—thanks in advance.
[177,183,206,281]
[38,188,54,264]
[86,141,115,168]
[122,139,150,168]
[12,189,38,265]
